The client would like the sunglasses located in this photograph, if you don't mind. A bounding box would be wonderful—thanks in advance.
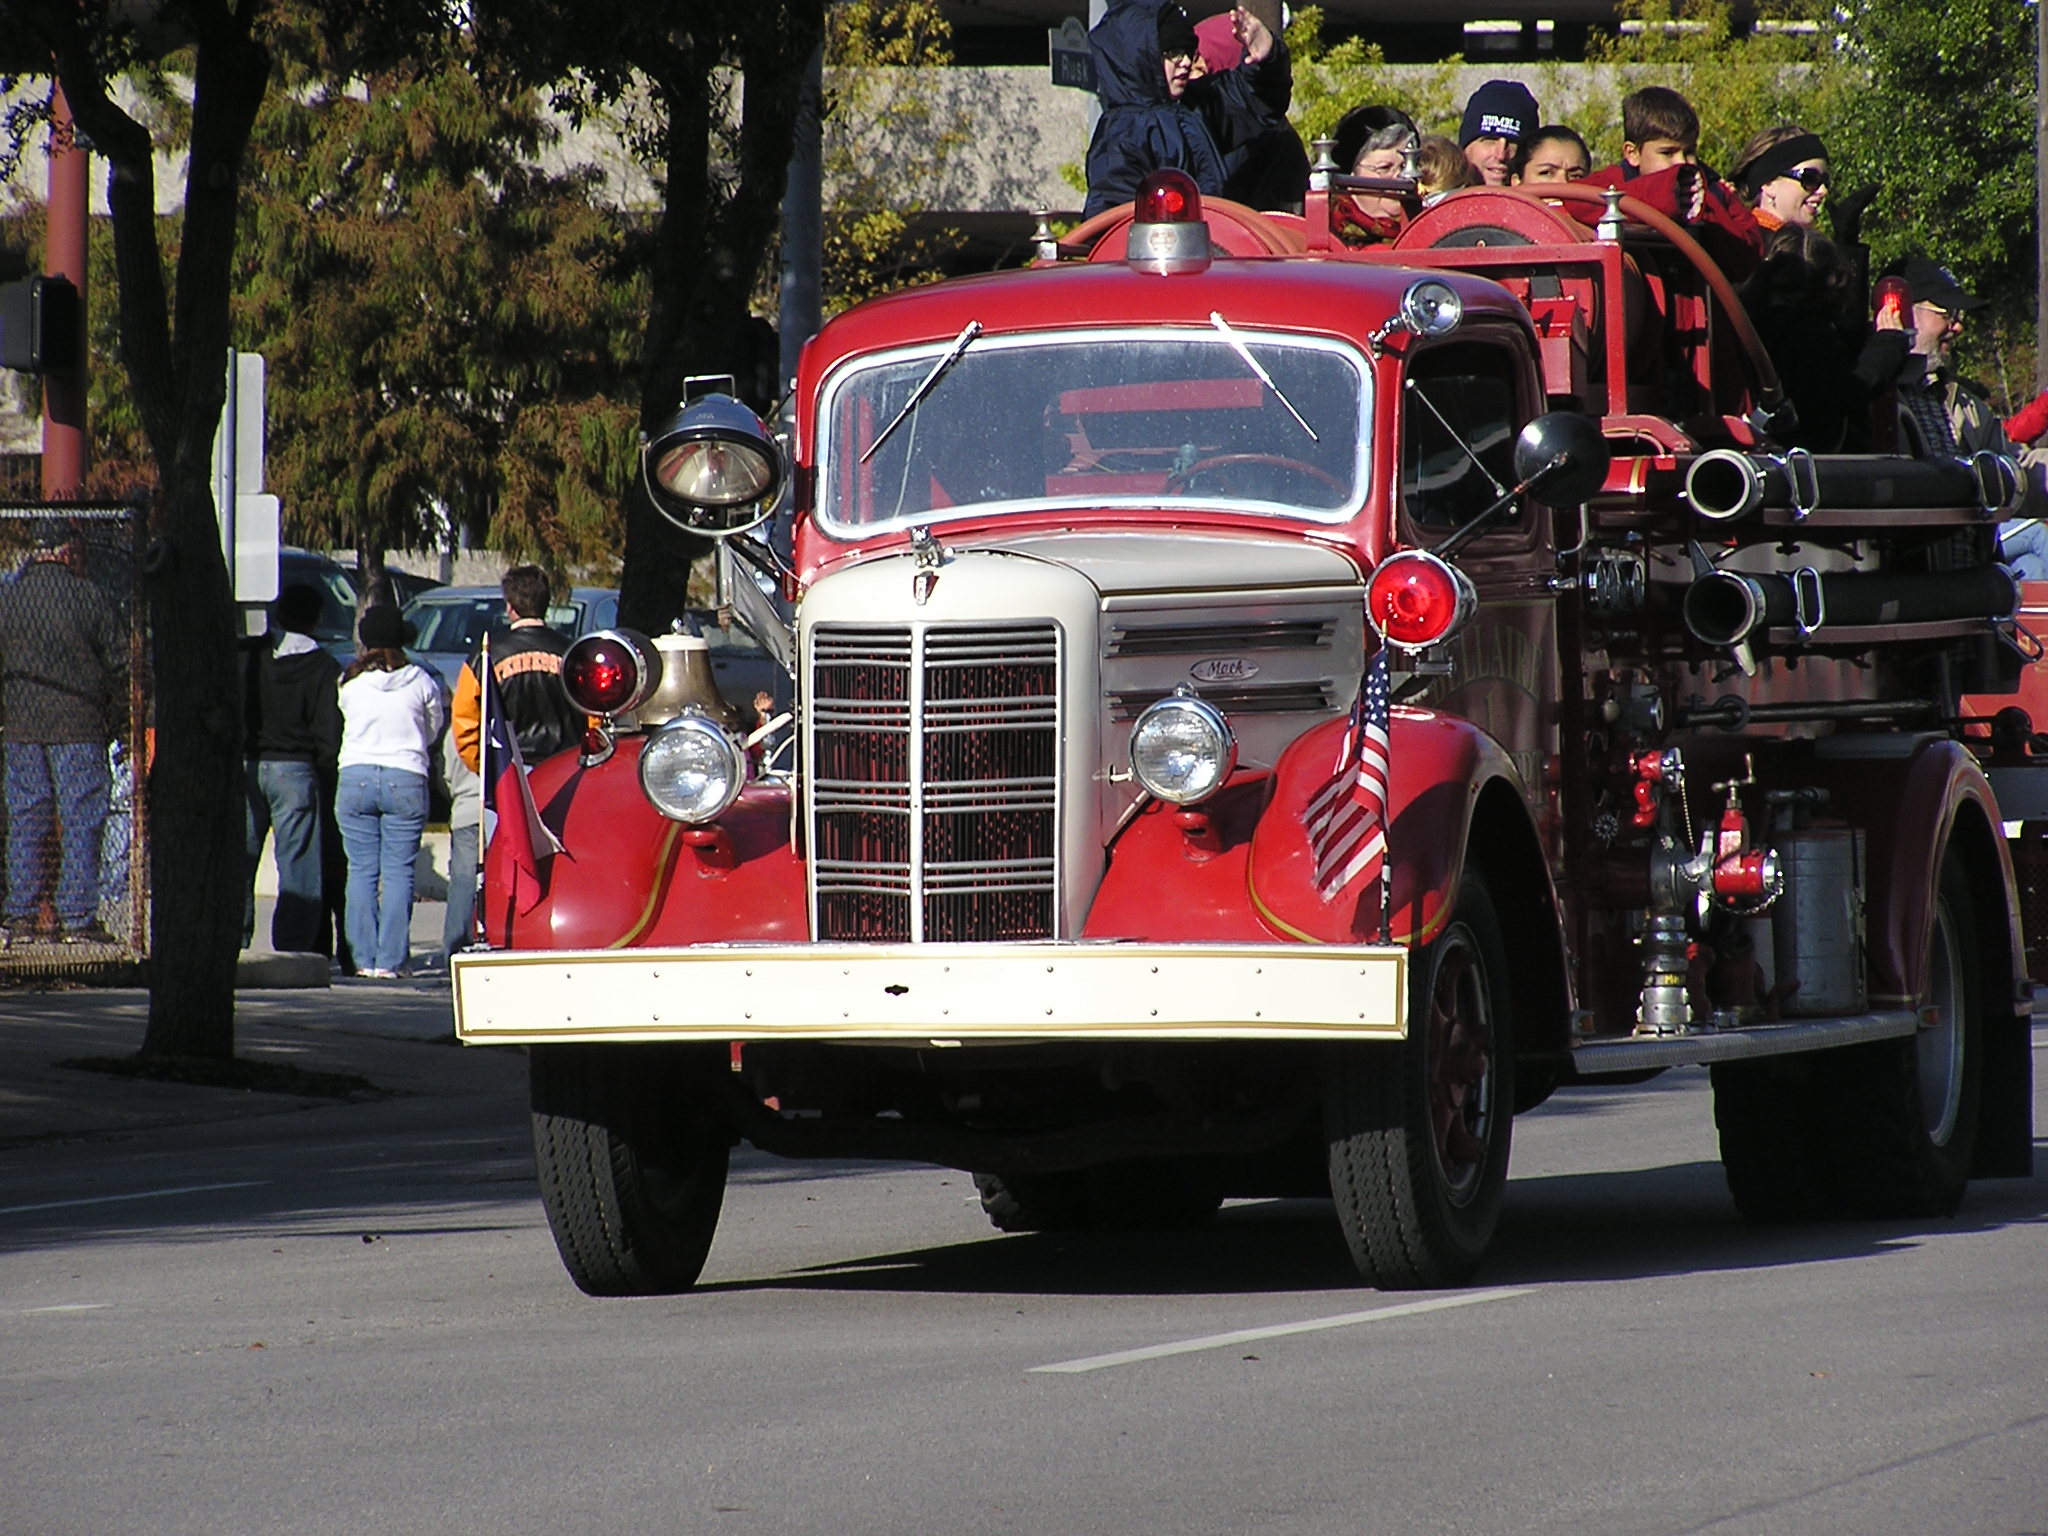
[1780,165,1829,192]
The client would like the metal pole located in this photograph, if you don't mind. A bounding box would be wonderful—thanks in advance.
[42,81,88,501]
[777,44,824,398]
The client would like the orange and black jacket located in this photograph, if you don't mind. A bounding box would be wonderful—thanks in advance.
[451,620,584,774]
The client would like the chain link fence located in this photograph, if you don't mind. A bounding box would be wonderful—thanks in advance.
[0,503,147,976]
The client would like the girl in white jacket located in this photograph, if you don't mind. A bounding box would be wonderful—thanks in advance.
[336,605,445,978]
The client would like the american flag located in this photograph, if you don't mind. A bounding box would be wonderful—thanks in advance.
[1303,646,1391,903]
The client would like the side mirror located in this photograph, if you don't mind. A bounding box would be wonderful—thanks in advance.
[642,393,784,536]
[1511,412,1610,507]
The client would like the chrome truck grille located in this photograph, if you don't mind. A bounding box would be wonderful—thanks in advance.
[809,622,1062,942]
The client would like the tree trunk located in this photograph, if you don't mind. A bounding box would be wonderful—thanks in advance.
[142,466,248,1059]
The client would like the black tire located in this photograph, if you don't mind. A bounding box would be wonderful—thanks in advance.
[529,1044,731,1296]
[1325,871,1515,1288]
[1715,854,1983,1222]
[1087,1158,1227,1230]
[1821,857,1982,1216]
[972,1170,1094,1232]
[1712,1053,1834,1221]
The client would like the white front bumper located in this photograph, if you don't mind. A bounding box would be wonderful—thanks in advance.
[451,941,1409,1047]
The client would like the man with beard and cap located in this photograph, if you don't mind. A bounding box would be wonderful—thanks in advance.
[1458,77,1539,187]
[1082,1,1296,219]
[1883,255,2048,573]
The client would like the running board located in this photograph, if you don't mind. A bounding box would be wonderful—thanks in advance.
[1567,1008,1920,1077]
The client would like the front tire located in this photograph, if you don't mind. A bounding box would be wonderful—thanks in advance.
[529,1045,732,1296]
[1326,872,1515,1288]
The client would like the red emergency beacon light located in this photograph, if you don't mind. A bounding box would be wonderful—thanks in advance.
[1127,169,1212,274]
[562,629,662,717]
[1365,549,1478,651]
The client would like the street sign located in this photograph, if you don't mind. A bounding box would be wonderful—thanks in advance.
[1050,18,1094,91]
[210,350,279,606]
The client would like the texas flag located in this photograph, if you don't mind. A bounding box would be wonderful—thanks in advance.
[482,666,565,917]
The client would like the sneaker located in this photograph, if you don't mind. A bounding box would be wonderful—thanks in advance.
[61,921,120,946]
[358,967,400,980]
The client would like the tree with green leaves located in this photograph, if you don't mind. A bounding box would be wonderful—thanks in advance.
[820,0,974,313]
[1285,6,1460,152]
[1831,0,2038,399]
[236,6,645,594]
[471,0,828,634]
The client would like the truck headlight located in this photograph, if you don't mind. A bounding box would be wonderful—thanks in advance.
[638,712,747,823]
[1129,690,1236,805]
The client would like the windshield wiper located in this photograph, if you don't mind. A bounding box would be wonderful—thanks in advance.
[862,320,982,464]
[1209,310,1317,442]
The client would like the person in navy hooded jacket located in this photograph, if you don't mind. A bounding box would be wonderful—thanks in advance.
[1082,1,1296,220]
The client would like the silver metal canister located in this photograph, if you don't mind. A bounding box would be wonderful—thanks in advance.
[1771,827,1866,1016]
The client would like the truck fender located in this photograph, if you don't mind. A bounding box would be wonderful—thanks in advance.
[1082,771,1282,942]
[482,745,807,950]
[1813,738,2022,1009]
[1247,707,1520,946]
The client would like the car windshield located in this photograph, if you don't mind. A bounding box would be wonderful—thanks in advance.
[816,328,1368,535]
[408,597,504,654]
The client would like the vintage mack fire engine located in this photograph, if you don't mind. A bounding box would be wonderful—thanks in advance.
[452,168,2040,1297]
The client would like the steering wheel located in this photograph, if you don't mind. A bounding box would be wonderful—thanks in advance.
[1165,453,1345,498]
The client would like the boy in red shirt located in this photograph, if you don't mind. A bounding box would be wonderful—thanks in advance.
[1580,85,1764,279]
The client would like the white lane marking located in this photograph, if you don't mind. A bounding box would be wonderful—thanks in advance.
[20,1303,109,1314]
[1030,1287,1535,1374]
[0,1180,269,1217]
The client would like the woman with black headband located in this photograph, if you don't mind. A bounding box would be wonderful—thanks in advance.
[1730,125,1830,231]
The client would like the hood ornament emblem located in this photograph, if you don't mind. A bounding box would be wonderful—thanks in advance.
[909,524,944,606]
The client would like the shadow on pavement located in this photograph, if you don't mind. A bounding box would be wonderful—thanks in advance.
[695,1155,2048,1299]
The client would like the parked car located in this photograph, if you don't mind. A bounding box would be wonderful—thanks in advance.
[273,549,443,662]
[400,586,786,720]
[401,586,619,691]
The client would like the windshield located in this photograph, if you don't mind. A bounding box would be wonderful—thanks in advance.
[817,328,1368,535]
[407,596,503,654]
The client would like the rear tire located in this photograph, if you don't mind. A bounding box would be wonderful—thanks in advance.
[1823,857,1982,1216]
[973,1170,1093,1232]
[529,1045,731,1296]
[1326,871,1514,1288]
[1715,854,1983,1221]
[973,1159,1226,1232]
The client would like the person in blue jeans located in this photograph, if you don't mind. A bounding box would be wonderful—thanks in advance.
[439,727,481,964]
[243,583,343,953]
[0,518,124,947]
[336,604,444,979]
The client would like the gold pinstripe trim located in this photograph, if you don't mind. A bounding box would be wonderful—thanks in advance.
[608,822,684,949]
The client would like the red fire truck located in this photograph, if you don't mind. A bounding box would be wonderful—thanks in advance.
[452,169,2039,1297]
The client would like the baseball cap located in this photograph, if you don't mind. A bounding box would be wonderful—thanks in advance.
[1886,255,1986,313]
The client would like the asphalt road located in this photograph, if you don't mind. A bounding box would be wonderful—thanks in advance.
[4,1019,2046,1536]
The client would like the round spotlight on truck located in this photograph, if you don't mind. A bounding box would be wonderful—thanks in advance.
[642,392,783,535]
[1366,550,1478,651]
[1399,278,1464,338]
[638,711,748,824]
[1129,689,1237,804]
[562,628,662,718]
